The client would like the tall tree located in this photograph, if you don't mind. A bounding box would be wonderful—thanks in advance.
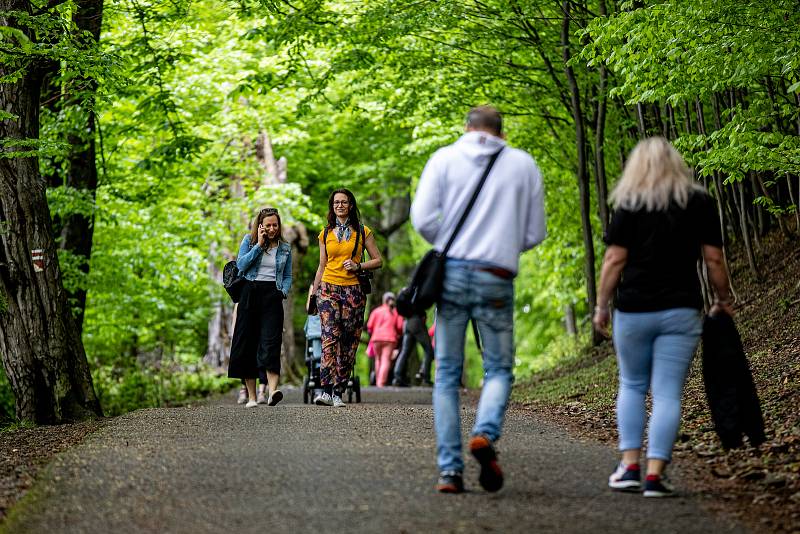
[0,0,102,423]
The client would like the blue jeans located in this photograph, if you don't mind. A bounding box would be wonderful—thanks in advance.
[434,260,515,473]
[613,308,703,461]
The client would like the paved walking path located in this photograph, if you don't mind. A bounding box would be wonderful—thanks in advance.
[5,388,744,533]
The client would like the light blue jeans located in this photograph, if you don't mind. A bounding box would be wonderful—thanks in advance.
[613,308,703,461]
[434,260,515,473]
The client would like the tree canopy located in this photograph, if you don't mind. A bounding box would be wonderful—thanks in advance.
[1,0,798,421]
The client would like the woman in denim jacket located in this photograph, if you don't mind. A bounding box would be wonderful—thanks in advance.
[228,207,293,408]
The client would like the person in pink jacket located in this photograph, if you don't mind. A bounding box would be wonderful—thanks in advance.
[366,292,404,387]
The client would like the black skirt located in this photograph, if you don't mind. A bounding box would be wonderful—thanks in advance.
[228,281,284,379]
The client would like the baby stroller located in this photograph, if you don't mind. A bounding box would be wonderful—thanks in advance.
[301,314,362,404]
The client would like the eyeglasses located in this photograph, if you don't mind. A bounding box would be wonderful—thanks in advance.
[260,208,278,215]
[333,201,350,206]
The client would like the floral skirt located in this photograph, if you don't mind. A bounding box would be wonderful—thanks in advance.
[318,282,366,389]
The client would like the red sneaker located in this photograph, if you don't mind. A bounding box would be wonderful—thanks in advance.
[469,434,503,492]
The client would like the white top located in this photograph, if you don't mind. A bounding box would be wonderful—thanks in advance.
[410,131,546,274]
[255,246,277,281]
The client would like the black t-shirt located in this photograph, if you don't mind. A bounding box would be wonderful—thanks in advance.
[604,192,723,312]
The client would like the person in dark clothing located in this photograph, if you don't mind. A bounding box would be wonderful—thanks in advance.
[228,207,292,408]
[393,310,434,386]
[593,137,733,498]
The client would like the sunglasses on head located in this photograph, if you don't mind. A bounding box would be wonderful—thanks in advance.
[260,208,279,215]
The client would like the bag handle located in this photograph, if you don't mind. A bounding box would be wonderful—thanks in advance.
[442,148,503,256]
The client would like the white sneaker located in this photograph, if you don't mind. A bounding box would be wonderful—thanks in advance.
[245,399,258,408]
[314,392,333,406]
[237,386,248,405]
[332,395,346,408]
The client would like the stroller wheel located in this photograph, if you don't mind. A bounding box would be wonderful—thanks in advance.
[354,376,362,403]
[302,376,310,404]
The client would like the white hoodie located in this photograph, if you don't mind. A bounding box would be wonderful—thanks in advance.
[410,131,546,274]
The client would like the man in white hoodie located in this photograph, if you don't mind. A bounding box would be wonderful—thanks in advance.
[411,106,546,494]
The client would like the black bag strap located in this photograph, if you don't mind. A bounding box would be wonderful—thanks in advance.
[350,225,362,261]
[442,147,504,256]
[323,225,367,263]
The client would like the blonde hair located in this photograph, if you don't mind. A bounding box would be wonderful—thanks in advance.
[610,137,704,212]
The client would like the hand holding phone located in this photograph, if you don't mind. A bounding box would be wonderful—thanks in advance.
[258,224,267,247]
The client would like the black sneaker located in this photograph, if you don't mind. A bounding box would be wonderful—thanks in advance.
[643,474,675,498]
[469,434,503,492]
[608,462,641,491]
[267,390,283,406]
[436,471,464,494]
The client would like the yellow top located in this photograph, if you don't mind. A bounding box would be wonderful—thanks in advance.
[320,225,372,286]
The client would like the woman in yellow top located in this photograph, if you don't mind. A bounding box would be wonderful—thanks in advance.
[312,188,382,407]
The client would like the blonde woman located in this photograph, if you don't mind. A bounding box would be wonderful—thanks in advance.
[593,137,732,497]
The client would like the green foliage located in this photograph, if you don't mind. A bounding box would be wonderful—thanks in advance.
[92,363,231,417]
[3,0,793,422]
[513,344,618,410]
[0,368,16,426]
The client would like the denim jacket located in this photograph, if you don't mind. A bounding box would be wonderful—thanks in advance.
[236,235,293,297]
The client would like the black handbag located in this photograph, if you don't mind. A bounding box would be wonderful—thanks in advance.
[307,294,318,315]
[223,260,246,303]
[396,148,503,318]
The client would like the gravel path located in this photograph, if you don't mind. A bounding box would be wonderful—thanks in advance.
[4,387,745,533]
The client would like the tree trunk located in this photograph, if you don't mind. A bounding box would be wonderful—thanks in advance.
[732,179,760,279]
[204,239,234,370]
[593,40,609,233]
[787,174,800,233]
[374,191,411,301]
[635,103,647,138]
[0,1,102,423]
[561,1,599,343]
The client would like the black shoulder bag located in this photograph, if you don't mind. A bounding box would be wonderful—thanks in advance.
[396,148,503,318]
[322,225,373,295]
[223,260,246,303]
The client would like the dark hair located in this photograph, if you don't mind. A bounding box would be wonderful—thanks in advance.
[326,188,361,231]
[466,105,502,136]
[249,207,284,246]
